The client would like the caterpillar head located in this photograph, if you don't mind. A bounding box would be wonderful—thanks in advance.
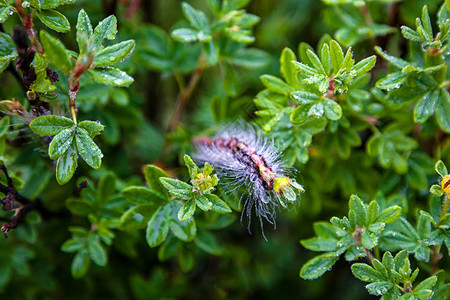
[442,174,450,195]
[273,176,304,208]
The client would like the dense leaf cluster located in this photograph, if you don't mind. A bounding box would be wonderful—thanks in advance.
[0,0,449,299]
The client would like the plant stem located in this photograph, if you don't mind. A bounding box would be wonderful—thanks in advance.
[15,0,43,54]
[174,71,186,92]
[430,244,442,275]
[70,106,78,125]
[167,55,205,132]
[365,248,375,263]
[363,116,381,134]
[374,246,380,260]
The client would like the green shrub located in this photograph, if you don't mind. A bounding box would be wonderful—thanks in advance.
[0,0,449,299]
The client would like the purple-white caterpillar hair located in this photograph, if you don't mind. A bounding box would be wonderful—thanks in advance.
[193,123,304,235]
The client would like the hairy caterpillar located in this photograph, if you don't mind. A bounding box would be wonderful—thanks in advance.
[193,124,304,235]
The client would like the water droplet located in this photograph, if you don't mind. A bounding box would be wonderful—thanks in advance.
[22,1,30,8]
[9,9,13,15]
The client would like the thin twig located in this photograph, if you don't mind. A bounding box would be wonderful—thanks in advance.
[0,165,39,237]
[168,56,205,132]
[126,0,142,19]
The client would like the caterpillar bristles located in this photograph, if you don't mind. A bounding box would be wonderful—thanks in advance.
[193,122,304,238]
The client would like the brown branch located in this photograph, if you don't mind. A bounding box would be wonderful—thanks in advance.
[167,57,205,132]
[12,27,52,117]
[0,165,37,238]
[125,0,142,19]
[1,201,34,238]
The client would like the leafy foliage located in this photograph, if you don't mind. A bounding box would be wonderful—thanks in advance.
[0,0,449,299]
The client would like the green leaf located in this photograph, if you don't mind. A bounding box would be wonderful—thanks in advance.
[435,160,448,177]
[158,236,180,261]
[94,40,135,67]
[353,55,376,77]
[291,91,320,104]
[169,202,196,241]
[48,128,75,159]
[87,67,134,87]
[421,5,433,38]
[329,40,344,73]
[323,98,342,120]
[365,282,393,296]
[118,204,157,231]
[71,249,90,279]
[280,47,297,86]
[194,229,223,255]
[376,72,408,90]
[351,263,383,282]
[414,90,439,124]
[341,47,354,71]
[97,173,115,206]
[228,48,270,69]
[92,15,117,49]
[195,195,213,211]
[146,204,170,247]
[178,244,195,273]
[367,201,380,224]
[121,186,165,205]
[292,60,319,76]
[374,46,409,69]
[204,194,231,213]
[159,177,192,200]
[306,50,326,75]
[30,115,75,135]
[361,231,378,249]
[171,28,199,42]
[76,9,93,51]
[375,205,402,225]
[345,245,366,261]
[202,39,219,65]
[436,89,450,132]
[349,194,366,226]
[0,116,10,136]
[0,6,13,23]
[290,106,309,124]
[320,43,331,76]
[0,32,18,64]
[300,253,339,280]
[414,275,437,292]
[61,239,84,253]
[36,9,70,32]
[181,2,209,30]
[178,200,196,221]
[301,222,341,252]
[30,0,76,10]
[40,31,72,74]
[77,121,104,139]
[401,26,422,42]
[183,154,199,179]
[144,165,169,197]
[56,143,78,185]
[260,75,292,95]
[88,238,107,267]
[75,127,103,169]
[65,198,94,216]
